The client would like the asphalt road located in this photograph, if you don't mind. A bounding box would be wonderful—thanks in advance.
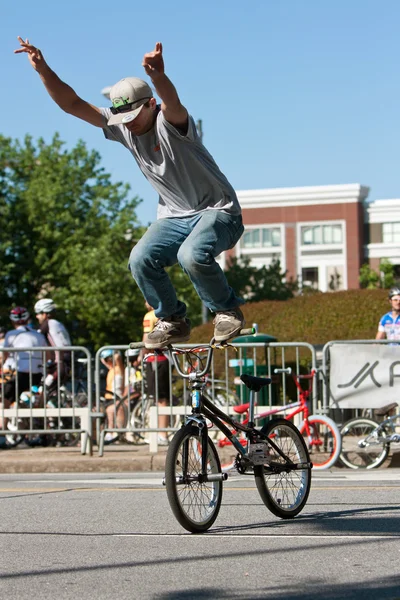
[1,470,400,600]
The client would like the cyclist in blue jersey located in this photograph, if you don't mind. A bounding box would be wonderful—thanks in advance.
[376,287,400,341]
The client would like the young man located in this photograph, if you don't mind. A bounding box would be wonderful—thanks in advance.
[34,298,72,385]
[376,287,400,341]
[15,38,245,348]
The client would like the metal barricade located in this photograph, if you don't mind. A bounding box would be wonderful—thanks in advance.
[94,341,318,455]
[95,345,188,456]
[0,346,93,454]
[322,339,400,426]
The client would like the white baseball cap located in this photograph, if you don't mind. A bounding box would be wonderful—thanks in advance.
[107,77,153,125]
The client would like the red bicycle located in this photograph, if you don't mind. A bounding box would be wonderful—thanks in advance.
[218,368,341,470]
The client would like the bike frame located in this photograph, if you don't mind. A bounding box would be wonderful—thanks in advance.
[362,412,400,446]
[218,369,318,448]
[168,345,309,472]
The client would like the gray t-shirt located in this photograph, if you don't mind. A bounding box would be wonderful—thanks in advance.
[100,107,241,219]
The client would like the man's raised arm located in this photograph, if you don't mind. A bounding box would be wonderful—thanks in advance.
[14,36,104,128]
[142,42,188,130]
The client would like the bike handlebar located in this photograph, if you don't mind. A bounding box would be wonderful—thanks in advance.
[129,328,256,380]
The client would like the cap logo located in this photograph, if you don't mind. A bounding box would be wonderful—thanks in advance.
[112,96,131,108]
[122,114,135,124]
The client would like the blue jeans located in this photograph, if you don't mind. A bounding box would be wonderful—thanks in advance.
[129,211,244,318]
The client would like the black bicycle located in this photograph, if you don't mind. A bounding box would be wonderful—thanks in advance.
[131,332,312,533]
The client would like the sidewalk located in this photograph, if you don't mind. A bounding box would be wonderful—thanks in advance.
[2,442,399,474]
[0,442,238,474]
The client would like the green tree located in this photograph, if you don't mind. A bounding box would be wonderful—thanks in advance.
[359,259,394,290]
[0,133,146,346]
[380,258,395,289]
[225,256,295,302]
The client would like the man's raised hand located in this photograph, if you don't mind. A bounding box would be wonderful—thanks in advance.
[14,37,47,72]
[142,42,165,78]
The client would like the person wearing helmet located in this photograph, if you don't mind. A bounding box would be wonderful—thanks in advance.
[15,38,245,349]
[1,307,47,439]
[376,287,400,341]
[34,299,71,384]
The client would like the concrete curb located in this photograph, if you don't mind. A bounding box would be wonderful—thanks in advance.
[2,444,398,474]
[0,444,237,474]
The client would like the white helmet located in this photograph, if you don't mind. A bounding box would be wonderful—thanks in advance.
[126,348,140,358]
[388,287,400,300]
[34,298,56,314]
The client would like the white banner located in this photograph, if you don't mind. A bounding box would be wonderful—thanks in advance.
[329,343,400,408]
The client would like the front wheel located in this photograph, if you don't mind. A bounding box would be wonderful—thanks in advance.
[339,418,389,469]
[164,422,223,533]
[254,418,311,519]
[299,414,341,470]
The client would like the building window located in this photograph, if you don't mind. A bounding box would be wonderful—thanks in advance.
[301,224,342,245]
[382,222,400,243]
[302,267,319,289]
[243,227,281,248]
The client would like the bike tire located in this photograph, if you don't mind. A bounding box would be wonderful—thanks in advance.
[299,414,341,470]
[165,422,223,533]
[254,418,311,519]
[339,418,389,469]
[127,397,152,444]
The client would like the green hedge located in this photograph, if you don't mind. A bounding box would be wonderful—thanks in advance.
[191,289,390,345]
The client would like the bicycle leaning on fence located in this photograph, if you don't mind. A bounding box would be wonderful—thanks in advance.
[218,367,341,470]
[339,402,400,469]
[130,331,313,533]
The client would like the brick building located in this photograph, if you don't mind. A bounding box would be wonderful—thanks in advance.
[224,183,400,292]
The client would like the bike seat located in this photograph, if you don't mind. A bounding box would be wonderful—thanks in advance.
[240,373,272,392]
[233,402,250,414]
[374,403,398,417]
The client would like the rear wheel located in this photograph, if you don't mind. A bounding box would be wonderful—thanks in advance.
[165,423,223,533]
[339,418,389,469]
[299,414,341,470]
[254,418,311,519]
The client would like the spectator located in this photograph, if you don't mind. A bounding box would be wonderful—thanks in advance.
[1,307,47,438]
[34,299,71,385]
[15,38,245,349]
[376,287,400,341]
[124,348,142,402]
[142,302,171,445]
[123,349,143,444]
[100,349,125,443]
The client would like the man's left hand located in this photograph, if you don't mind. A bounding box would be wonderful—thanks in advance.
[142,42,164,78]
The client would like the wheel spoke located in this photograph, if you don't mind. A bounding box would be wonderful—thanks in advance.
[255,419,311,518]
[165,424,223,532]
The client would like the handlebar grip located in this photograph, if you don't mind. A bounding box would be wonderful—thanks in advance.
[129,342,145,349]
[239,328,256,336]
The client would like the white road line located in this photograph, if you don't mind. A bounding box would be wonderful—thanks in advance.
[2,472,400,486]
[113,533,400,539]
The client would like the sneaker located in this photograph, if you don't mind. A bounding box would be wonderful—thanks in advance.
[145,316,191,349]
[157,435,169,446]
[213,307,245,342]
[104,432,119,444]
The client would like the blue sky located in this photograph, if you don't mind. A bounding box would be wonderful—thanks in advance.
[2,0,400,224]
